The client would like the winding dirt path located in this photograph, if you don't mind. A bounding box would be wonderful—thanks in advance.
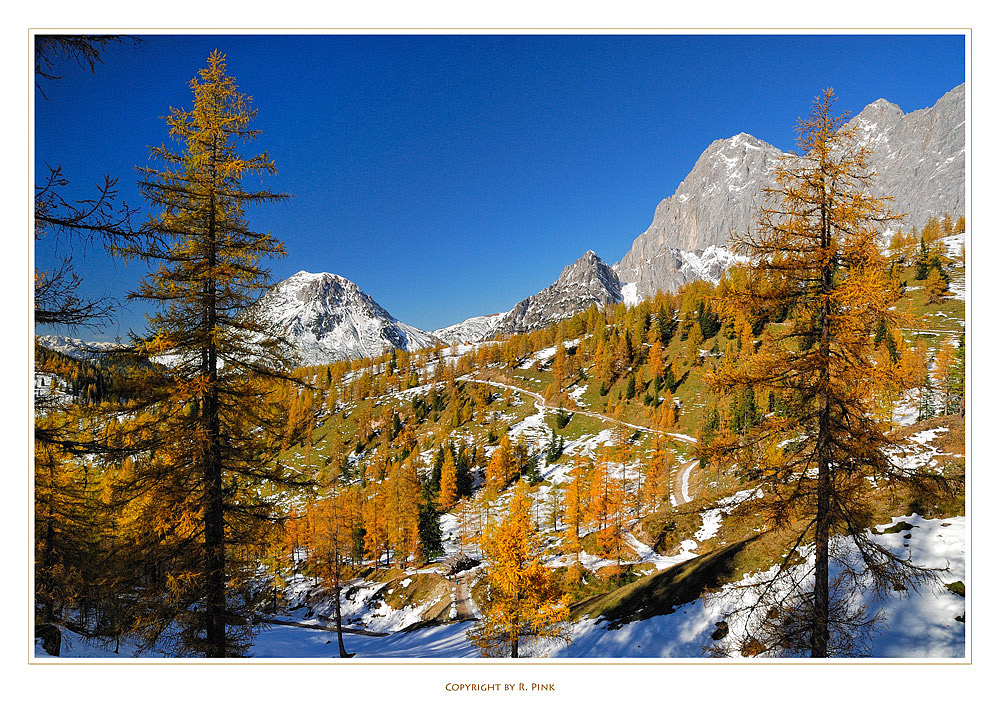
[673,460,699,506]
[453,575,476,621]
[461,375,666,436]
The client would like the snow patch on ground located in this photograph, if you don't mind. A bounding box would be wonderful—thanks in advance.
[890,426,948,471]
[36,512,965,659]
[565,429,615,456]
[507,404,550,450]
[549,515,965,658]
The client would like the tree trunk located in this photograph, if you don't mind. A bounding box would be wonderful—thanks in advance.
[204,387,226,658]
[332,506,350,658]
[333,569,349,658]
[203,167,227,659]
[811,182,832,659]
[812,427,831,658]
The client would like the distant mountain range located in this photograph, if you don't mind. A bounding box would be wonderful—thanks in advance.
[39,84,964,367]
[35,335,126,358]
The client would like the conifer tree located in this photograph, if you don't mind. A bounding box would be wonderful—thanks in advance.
[468,482,570,657]
[108,52,304,656]
[438,446,459,510]
[385,459,421,568]
[33,38,149,652]
[703,90,948,657]
[417,497,444,563]
[544,428,565,465]
[932,340,958,416]
[561,456,590,561]
[485,435,517,500]
[648,338,665,382]
[925,265,948,304]
[363,464,390,567]
[34,421,108,629]
[304,489,354,657]
[949,336,966,416]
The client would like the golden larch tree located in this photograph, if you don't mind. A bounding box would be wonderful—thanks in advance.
[108,51,305,657]
[468,482,570,657]
[702,89,950,657]
[438,446,459,510]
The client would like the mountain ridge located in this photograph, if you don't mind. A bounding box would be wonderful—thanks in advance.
[252,270,439,365]
[614,83,965,299]
[40,85,965,365]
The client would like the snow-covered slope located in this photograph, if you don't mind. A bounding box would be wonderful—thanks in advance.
[546,514,966,659]
[40,513,963,659]
[35,334,126,359]
[254,271,438,365]
[433,312,510,346]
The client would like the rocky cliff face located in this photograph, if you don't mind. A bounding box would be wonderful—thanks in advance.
[615,132,782,297]
[846,83,965,230]
[430,251,623,344]
[495,250,623,336]
[616,84,965,300]
[254,271,438,364]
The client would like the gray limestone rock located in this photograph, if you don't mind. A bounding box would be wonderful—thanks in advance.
[495,250,623,336]
[847,84,965,231]
[617,84,966,300]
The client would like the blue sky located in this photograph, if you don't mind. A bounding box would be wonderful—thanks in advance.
[34,33,966,340]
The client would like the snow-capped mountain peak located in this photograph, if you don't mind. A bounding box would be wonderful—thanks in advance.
[254,271,438,365]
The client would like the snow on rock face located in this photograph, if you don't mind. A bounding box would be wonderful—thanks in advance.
[617,83,965,302]
[35,335,126,359]
[494,250,623,336]
[435,250,625,343]
[433,312,509,346]
[254,271,438,365]
[616,133,782,298]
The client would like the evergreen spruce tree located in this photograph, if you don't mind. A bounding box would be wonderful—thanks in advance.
[417,499,444,562]
[949,337,966,416]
